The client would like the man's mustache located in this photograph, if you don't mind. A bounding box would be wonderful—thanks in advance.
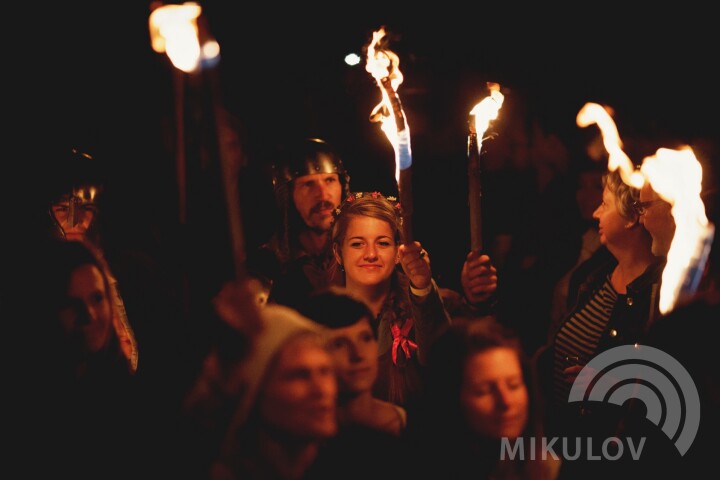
[310,201,336,215]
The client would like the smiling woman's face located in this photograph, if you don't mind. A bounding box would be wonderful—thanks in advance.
[335,215,398,289]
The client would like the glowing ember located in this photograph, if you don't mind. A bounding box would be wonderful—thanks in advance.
[149,3,202,73]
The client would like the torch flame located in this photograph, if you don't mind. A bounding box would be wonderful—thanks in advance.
[576,102,644,188]
[469,82,505,155]
[366,27,404,91]
[365,27,411,184]
[149,3,202,73]
[576,101,714,314]
[640,147,714,314]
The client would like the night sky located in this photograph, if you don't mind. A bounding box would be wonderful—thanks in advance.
[8,2,719,289]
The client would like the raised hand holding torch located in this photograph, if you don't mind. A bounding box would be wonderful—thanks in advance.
[462,83,504,307]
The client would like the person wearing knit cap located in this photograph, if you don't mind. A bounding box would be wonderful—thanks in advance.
[211,304,338,480]
[229,304,334,427]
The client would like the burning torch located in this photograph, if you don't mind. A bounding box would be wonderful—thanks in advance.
[468,83,504,253]
[576,102,715,314]
[640,148,715,314]
[149,3,247,279]
[365,26,414,242]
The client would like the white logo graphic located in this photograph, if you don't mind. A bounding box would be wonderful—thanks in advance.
[568,344,700,456]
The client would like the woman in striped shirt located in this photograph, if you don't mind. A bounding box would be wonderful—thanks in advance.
[535,169,665,439]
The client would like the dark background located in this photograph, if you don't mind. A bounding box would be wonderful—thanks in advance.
[7,2,719,292]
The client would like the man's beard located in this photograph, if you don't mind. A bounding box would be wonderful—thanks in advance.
[306,200,336,234]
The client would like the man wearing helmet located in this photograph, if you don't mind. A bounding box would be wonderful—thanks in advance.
[274,138,348,261]
[253,137,497,314]
[250,138,348,308]
[46,150,103,244]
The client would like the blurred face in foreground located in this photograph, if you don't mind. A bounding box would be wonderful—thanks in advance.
[325,317,378,395]
[461,347,529,440]
[259,335,338,440]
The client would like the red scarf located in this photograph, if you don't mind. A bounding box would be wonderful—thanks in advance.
[391,318,418,365]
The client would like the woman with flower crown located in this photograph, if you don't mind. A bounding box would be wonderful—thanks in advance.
[330,191,452,410]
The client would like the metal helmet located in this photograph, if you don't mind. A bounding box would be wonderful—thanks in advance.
[271,137,349,196]
[269,138,350,264]
[45,147,105,244]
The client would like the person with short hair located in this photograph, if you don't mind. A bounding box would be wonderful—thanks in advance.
[298,286,408,437]
[534,169,664,476]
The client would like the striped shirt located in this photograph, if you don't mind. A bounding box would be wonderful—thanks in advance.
[553,275,619,405]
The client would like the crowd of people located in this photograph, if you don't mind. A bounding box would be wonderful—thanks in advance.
[3,119,718,479]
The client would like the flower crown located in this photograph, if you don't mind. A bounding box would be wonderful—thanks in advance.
[333,191,402,218]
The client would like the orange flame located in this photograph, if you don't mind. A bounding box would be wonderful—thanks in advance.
[577,102,714,314]
[149,3,202,73]
[365,27,411,184]
[366,27,403,92]
[469,82,505,154]
[576,102,644,188]
[640,147,714,314]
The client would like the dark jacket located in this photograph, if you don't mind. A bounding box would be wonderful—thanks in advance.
[266,247,340,310]
[535,246,666,437]
[556,246,665,351]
